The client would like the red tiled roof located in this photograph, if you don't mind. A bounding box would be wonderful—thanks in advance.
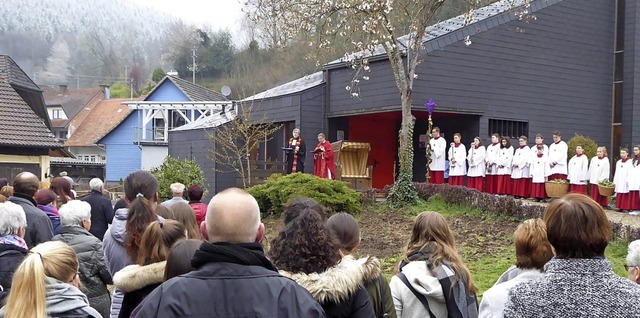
[64,99,133,147]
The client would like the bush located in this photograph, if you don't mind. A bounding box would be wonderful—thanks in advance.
[567,134,598,159]
[247,173,361,217]
[149,156,206,201]
[110,82,132,98]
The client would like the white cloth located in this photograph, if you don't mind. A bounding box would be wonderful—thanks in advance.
[467,146,486,177]
[567,155,589,185]
[613,159,633,193]
[430,137,447,171]
[390,261,447,318]
[588,157,610,184]
[530,144,549,160]
[548,141,568,175]
[485,143,501,176]
[497,146,514,175]
[448,143,467,176]
[511,146,530,179]
[530,154,551,183]
[479,267,545,318]
[629,163,640,191]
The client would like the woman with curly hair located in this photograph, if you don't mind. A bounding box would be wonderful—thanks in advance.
[390,211,478,318]
[269,198,375,318]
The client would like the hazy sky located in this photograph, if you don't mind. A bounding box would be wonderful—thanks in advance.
[129,0,245,43]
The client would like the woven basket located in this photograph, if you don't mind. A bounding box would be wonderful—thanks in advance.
[545,181,569,198]
[598,185,615,197]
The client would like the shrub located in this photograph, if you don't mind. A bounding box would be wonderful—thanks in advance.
[109,82,132,98]
[247,173,361,217]
[567,134,598,159]
[149,156,206,201]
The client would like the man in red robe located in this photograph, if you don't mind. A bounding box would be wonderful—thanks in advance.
[313,133,335,179]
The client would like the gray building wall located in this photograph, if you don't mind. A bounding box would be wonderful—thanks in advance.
[327,0,615,146]
[623,0,640,148]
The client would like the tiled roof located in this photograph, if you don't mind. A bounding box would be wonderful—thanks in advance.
[43,87,103,123]
[244,72,324,101]
[149,76,228,101]
[0,55,41,91]
[64,98,133,147]
[327,0,560,65]
[0,78,61,148]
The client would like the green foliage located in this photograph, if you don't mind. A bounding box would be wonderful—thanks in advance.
[246,173,361,217]
[109,82,131,98]
[567,134,598,159]
[152,67,166,83]
[174,29,235,79]
[149,156,206,200]
[388,120,418,207]
[598,179,615,187]
[140,82,155,96]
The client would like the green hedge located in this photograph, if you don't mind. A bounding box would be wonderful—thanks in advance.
[247,173,361,217]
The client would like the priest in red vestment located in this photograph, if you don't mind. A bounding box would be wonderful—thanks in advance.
[313,133,336,179]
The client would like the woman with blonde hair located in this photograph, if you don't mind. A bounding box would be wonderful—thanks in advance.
[390,211,478,318]
[479,219,553,317]
[0,241,101,318]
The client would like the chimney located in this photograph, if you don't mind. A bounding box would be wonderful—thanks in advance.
[100,84,110,100]
[167,70,178,76]
[59,84,68,94]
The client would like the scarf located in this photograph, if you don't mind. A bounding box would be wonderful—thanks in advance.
[44,277,101,317]
[191,242,278,271]
[0,234,28,250]
[289,138,302,173]
[400,249,478,318]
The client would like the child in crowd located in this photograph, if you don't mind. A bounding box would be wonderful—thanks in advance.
[511,136,531,199]
[496,137,514,195]
[448,133,467,186]
[529,145,550,202]
[467,137,486,192]
[614,148,634,211]
[567,145,589,195]
[485,133,501,194]
[588,146,610,207]
[629,146,640,215]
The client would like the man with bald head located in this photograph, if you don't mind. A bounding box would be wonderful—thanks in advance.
[133,188,325,318]
[7,172,53,247]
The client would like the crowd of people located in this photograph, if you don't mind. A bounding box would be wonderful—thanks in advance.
[1,170,640,317]
[430,129,640,213]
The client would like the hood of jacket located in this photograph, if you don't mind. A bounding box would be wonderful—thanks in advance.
[43,276,102,317]
[110,208,129,244]
[279,255,380,304]
[113,261,166,293]
[399,260,446,302]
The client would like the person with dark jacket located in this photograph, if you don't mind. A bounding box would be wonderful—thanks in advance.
[82,178,115,240]
[269,198,375,318]
[53,200,112,318]
[132,188,325,318]
[7,172,53,248]
[0,201,29,303]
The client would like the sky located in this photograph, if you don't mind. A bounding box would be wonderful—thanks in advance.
[128,0,246,45]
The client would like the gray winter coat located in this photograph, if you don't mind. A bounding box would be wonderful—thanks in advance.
[53,226,112,318]
[503,258,640,317]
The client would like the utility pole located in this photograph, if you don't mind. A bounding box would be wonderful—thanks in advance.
[191,45,197,84]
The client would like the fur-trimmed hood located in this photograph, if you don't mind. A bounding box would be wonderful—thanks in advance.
[279,255,380,304]
[113,261,166,293]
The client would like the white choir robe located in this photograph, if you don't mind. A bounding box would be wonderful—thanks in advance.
[629,163,640,191]
[429,137,447,171]
[467,146,486,177]
[530,154,551,183]
[486,143,501,176]
[496,146,514,175]
[549,141,568,175]
[511,146,531,179]
[448,143,467,176]
[588,157,610,184]
[530,144,549,160]
[613,159,633,193]
[567,155,589,185]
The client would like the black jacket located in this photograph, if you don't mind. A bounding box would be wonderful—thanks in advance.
[0,243,28,294]
[8,194,53,248]
[132,242,325,318]
[81,190,115,240]
[113,261,166,318]
[53,226,112,318]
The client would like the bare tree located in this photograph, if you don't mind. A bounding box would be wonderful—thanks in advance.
[208,101,283,188]
[246,0,531,206]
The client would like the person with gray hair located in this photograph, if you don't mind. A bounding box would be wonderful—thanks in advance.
[0,201,29,302]
[626,240,640,284]
[161,182,189,207]
[81,177,114,240]
[53,200,112,317]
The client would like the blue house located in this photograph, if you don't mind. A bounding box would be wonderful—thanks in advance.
[99,76,230,183]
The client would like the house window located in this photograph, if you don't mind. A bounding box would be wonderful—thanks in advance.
[153,118,166,141]
[52,109,63,119]
[488,119,528,139]
[58,130,67,139]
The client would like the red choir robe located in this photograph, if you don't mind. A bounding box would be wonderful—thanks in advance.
[313,140,336,179]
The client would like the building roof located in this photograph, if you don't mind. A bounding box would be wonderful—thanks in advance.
[171,108,237,131]
[64,98,133,147]
[43,87,102,127]
[327,0,559,65]
[243,72,324,101]
[0,77,61,148]
[0,55,41,91]
[147,76,229,102]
